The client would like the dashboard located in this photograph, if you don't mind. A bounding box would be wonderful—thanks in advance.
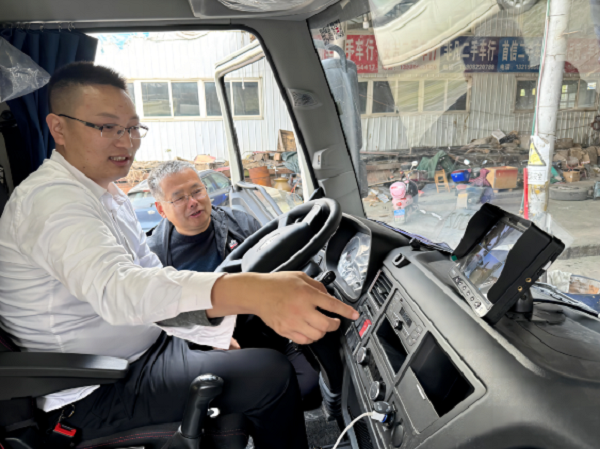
[320,214,600,449]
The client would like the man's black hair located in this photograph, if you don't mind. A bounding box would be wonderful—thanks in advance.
[48,62,127,113]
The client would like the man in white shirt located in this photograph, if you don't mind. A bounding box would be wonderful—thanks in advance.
[0,62,358,448]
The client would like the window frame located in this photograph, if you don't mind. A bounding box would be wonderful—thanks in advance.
[513,75,538,113]
[514,74,599,113]
[358,77,471,117]
[128,78,263,121]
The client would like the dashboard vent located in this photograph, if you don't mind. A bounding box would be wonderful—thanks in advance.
[370,271,393,308]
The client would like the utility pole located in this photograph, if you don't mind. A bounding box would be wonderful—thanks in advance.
[528,0,571,220]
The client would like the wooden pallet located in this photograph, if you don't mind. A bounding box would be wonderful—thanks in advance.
[493,188,514,194]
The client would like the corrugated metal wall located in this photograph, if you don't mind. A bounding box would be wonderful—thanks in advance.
[94,31,294,162]
[361,77,597,153]
[360,5,599,152]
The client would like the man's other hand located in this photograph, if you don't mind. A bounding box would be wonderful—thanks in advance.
[209,272,359,345]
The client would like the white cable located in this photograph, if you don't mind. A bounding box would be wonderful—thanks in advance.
[332,412,374,449]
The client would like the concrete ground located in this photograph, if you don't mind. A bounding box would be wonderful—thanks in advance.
[364,179,600,279]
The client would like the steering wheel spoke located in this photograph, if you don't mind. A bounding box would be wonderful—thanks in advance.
[301,205,322,227]
[277,215,292,229]
[215,258,243,273]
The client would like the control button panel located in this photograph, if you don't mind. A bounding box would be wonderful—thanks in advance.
[449,267,493,317]
[355,303,374,339]
[386,291,425,350]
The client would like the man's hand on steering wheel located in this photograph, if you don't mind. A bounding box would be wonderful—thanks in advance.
[207,198,359,345]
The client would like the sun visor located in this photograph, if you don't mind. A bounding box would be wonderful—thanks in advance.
[218,0,310,12]
[188,0,339,19]
[368,0,501,68]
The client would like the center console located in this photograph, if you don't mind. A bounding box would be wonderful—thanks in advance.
[343,261,485,449]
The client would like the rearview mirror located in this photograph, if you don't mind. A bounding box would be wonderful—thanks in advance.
[411,161,418,167]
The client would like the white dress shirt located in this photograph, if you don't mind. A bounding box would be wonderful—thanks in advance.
[0,150,235,412]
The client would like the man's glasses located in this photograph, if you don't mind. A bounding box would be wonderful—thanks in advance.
[164,188,208,208]
[58,114,149,139]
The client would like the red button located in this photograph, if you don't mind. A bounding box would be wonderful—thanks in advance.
[359,319,372,337]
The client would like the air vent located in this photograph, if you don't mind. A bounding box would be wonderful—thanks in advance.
[370,271,393,308]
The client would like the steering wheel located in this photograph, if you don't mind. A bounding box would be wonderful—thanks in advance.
[216,198,341,274]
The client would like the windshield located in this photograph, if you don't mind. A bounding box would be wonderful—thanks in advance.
[310,0,600,284]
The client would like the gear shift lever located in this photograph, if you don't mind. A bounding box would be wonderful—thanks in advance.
[181,374,224,439]
[164,374,224,449]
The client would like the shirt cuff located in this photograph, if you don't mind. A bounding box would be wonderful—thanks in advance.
[160,315,236,349]
[179,271,227,314]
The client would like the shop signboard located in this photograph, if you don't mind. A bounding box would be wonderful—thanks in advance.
[498,37,542,72]
[440,36,499,73]
[345,34,379,73]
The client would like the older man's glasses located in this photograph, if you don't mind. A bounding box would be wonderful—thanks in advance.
[164,188,208,208]
[58,114,149,139]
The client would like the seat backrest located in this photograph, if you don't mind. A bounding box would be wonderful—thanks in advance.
[0,324,41,448]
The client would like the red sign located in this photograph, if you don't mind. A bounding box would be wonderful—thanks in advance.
[346,35,379,73]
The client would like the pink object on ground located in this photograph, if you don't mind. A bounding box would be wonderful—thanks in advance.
[390,182,407,199]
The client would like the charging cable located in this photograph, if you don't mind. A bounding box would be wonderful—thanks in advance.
[332,412,374,449]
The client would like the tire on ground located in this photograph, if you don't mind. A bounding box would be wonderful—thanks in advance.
[549,184,588,201]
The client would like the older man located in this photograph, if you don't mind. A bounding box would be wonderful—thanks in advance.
[147,161,321,409]
[0,62,357,448]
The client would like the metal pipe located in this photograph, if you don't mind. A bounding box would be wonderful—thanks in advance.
[528,0,571,219]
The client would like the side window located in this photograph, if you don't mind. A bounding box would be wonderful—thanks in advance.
[212,173,231,189]
[223,50,306,214]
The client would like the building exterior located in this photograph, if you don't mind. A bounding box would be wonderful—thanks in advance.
[93,31,295,162]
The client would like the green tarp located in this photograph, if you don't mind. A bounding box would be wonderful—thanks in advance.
[417,150,455,179]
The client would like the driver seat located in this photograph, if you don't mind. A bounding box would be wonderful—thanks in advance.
[0,325,248,449]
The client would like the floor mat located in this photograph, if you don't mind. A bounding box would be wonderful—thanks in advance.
[245,406,341,448]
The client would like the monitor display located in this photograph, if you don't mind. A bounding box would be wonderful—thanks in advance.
[457,220,523,298]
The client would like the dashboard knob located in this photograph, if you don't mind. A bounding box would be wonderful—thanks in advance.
[393,319,403,331]
[391,423,405,447]
[356,347,370,366]
[369,380,386,401]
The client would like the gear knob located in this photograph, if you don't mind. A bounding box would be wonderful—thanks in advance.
[180,374,224,439]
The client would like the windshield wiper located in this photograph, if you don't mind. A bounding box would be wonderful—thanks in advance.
[532,283,600,318]
[370,220,453,254]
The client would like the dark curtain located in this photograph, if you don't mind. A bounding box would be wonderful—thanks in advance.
[0,28,98,182]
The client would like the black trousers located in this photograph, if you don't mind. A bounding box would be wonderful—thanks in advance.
[233,314,321,410]
[52,333,308,449]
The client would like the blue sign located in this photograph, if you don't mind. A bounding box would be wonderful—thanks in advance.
[440,37,499,73]
[498,37,542,72]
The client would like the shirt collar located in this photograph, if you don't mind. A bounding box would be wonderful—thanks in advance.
[50,150,125,202]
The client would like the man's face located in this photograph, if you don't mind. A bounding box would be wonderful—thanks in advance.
[47,84,140,188]
[155,169,213,236]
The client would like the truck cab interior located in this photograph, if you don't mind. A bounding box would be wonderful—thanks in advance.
[3,0,600,448]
